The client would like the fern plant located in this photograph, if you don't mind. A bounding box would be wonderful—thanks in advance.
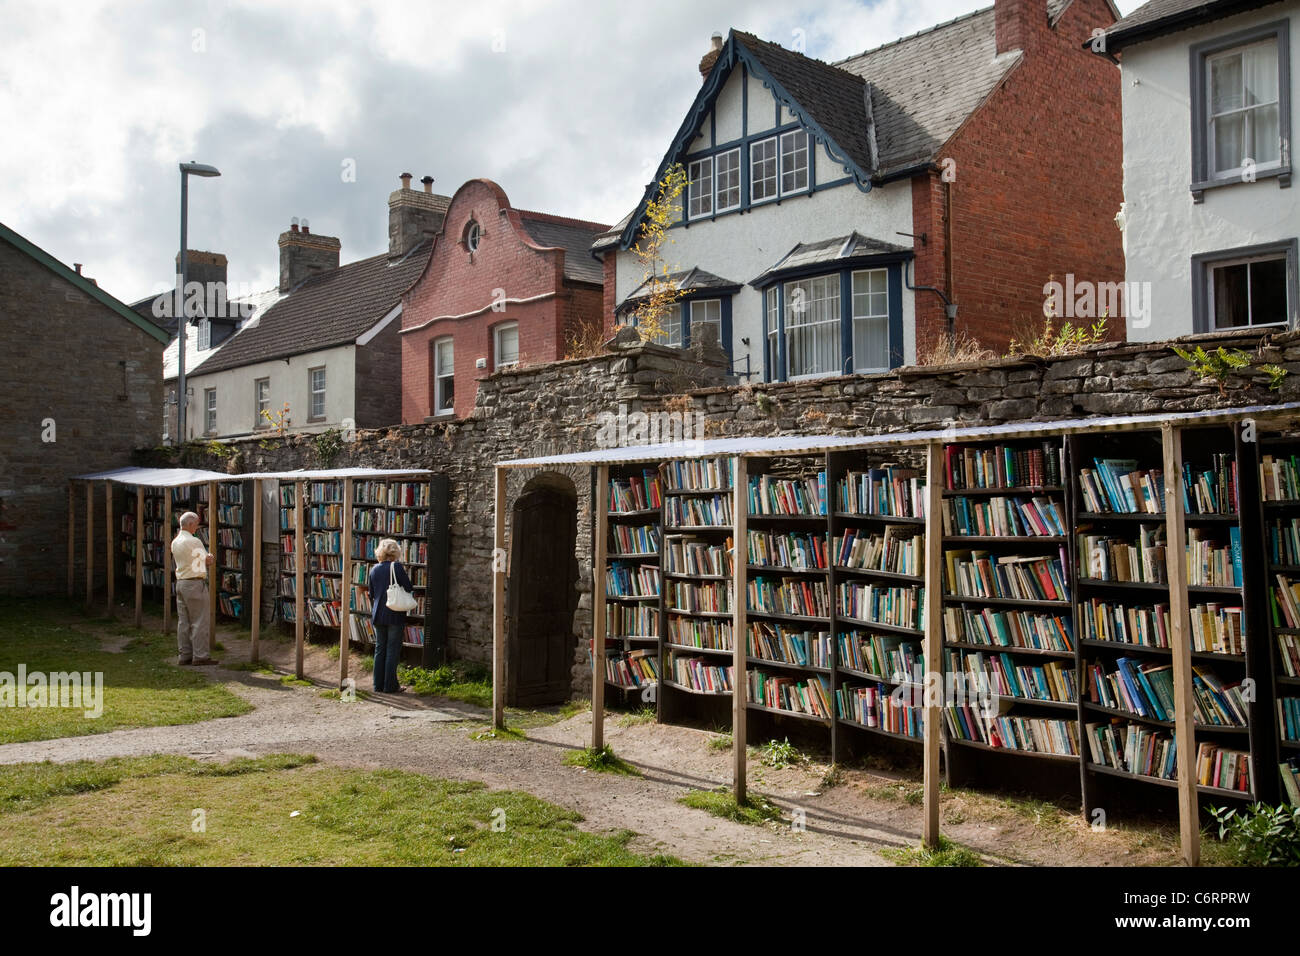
[1172,345,1252,397]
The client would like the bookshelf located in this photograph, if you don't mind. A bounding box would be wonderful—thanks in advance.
[279,478,344,636]
[215,481,253,625]
[119,483,210,597]
[346,477,433,651]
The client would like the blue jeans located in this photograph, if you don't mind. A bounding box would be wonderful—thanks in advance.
[373,623,404,693]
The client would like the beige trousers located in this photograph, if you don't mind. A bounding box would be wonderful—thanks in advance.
[176,578,211,661]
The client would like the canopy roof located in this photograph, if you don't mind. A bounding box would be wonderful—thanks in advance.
[73,466,432,486]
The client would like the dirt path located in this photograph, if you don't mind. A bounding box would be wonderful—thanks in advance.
[0,608,1184,866]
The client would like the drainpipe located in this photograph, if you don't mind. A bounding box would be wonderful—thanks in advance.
[904,258,958,339]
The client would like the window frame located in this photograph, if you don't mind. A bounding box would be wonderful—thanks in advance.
[197,318,211,351]
[204,387,217,436]
[1189,19,1292,200]
[254,377,271,428]
[1191,238,1298,332]
[687,156,714,220]
[493,321,519,371]
[688,298,722,348]
[307,366,326,422]
[851,268,891,374]
[433,336,455,416]
[779,130,810,197]
[464,220,481,253]
[750,136,779,205]
[783,274,842,379]
[714,147,741,213]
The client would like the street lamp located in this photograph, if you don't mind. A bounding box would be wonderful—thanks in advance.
[177,161,221,444]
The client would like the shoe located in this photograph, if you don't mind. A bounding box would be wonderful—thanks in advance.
[386,686,405,695]
[178,659,193,666]
[191,658,219,666]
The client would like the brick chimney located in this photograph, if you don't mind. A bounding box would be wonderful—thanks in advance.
[699,32,724,83]
[174,250,228,292]
[388,172,449,258]
[995,0,1046,56]
[278,219,340,292]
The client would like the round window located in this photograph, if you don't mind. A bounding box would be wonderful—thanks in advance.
[464,220,481,253]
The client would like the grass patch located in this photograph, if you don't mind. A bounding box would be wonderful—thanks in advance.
[707,733,733,752]
[882,836,983,867]
[395,661,491,708]
[559,698,592,720]
[325,644,341,661]
[0,599,251,745]
[679,788,784,825]
[278,675,314,688]
[758,737,805,769]
[618,706,656,727]
[222,659,275,674]
[470,725,527,742]
[563,745,641,776]
[0,754,680,866]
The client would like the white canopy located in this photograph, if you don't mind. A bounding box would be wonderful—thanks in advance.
[73,465,433,486]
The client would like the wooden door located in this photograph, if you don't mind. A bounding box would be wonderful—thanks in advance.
[507,486,578,705]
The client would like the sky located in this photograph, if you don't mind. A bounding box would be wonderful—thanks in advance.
[0,0,1141,304]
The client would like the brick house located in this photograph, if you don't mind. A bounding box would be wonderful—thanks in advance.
[175,175,445,439]
[1098,0,1298,340]
[0,221,167,595]
[593,0,1126,381]
[399,179,609,422]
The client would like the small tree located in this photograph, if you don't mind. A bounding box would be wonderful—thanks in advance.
[626,163,688,344]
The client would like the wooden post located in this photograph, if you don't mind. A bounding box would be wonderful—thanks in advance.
[295,479,305,679]
[922,440,945,848]
[1162,424,1200,866]
[592,464,609,750]
[492,467,507,729]
[339,478,353,689]
[732,455,748,803]
[67,483,76,597]
[85,482,93,606]
[208,482,219,634]
[163,493,173,634]
[105,483,114,616]
[134,486,144,628]
[251,479,262,662]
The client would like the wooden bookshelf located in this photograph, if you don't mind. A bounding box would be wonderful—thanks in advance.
[119,483,209,600]
[278,478,345,635]
[215,480,253,625]
[600,464,664,702]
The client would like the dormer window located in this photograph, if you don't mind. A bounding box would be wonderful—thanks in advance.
[464,220,481,253]
[197,318,211,351]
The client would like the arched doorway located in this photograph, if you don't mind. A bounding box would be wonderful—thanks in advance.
[507,473,579,706]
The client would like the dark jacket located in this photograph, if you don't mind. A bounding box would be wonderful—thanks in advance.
[369,560,413,627]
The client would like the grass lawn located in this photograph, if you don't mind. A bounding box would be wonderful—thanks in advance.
[0,599,251,745]
[0,753,682,866]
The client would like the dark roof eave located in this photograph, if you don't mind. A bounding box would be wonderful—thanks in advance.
[1089,0,1280,53]
[872,160,941,185]
[749,249,915,288]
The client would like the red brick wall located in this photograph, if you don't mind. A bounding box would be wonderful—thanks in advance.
[911,0,1125,352]
[400,179,605,421]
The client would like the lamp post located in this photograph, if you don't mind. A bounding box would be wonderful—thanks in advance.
[177,161,221,444]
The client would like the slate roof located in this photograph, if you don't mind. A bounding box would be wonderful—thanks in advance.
[195,241,432,375]
[750,233,912,285]
[517,212,609,284]
[615,267,741,313]
[1096,0,1281,51]
[162,287,284,381]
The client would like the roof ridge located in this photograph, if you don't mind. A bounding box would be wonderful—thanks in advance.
[832,4,993,65]
[732,29,866,82]
[516,208,611,232]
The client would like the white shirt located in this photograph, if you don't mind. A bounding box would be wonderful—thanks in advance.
[172,529,209,580]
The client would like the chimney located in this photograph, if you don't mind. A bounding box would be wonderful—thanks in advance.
[995,0,1044,57]
[699,32,724,83]
[174,250,228,293]
[388,172,449,258]
[278,222,340,293]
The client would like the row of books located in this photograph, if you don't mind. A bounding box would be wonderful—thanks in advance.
[747,473,827,516]
[606,562,661,599]
[1182,456,1238,515]
[218,594,242,618]
[307,599,343,627]
[354,481,429,508]
[603,649,659,688]
[1080,598,1245,655]
[352,508,429,536]
[662,457,733,491]
[607,603,658,638]
[1078,458,1164,514]
[747,530,827,570]
[944,606,1074,653]
[834,527,921,576]
[1266,517,1300,566]
[609,471,662,512]
[612,524,660,556]
[1259,454,1300,502]
[835,468,926,519]
[747,576,830,618]
[217,547,244,570]
[944,708,1080,755]
[669,653,733,693]
[283,552,343,574]
[667,580,731,614]
[837,684,923,737]
[1286,760,1300,805]
[837,583,924,630]
[667,616,732,650]
[748,670,832,718]
[1197,742,1252,793]
[1270,575,1300,629]
[946,550,1070,603]
[1279,633,1300,677]
[945,648,1077,704]
[1186,528,1242,588]
[1086,658,1247,727]
[353,535,427,564]
[747,623,831,668]
[838,633,922,682]
[1078,528,1165,585]
[665,535,732,576]
[215,528,243,548]
[1087,720,1176,779]
[121,565,166,587]
[942,495,1065,538]
[1280,697,1300,742]
[944,442,1062,491]
[216,504,243,525]
[665,495,732,527]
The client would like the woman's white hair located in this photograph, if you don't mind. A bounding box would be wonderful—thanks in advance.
[375,538,403,562]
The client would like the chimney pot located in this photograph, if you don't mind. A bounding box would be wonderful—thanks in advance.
[74,263,83,275]
[400,172,412,190]
[421,175,434,193]
[290,217,299,233]
[711,32,723,51]
[302,218,310,234]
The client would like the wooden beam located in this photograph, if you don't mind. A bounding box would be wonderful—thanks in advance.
[294,479,305,679]
[67,483,76,598]
[592,464,609,750]
[85,482,93,606]
[163,493,173,634]
[492,467,507,730]
[922,440,945,849]
[208,482,219,635]
[104,483,114,616]
[339,477,353,689]
[251,479,262,662]
[1162,424,1201,866]
[134,486,144,628]
[732,455,748,803]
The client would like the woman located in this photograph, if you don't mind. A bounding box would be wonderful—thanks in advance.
[368,538,412,694]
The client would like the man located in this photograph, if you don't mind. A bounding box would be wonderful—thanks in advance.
[171,510,217,666]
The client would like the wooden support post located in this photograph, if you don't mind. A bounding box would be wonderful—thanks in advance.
[85,482,93,606]
[592,464,609,750]
[732,455,748,803]
[294,480,305,679]
[67,483,76,597]
[163,494,173,634]
[1162,424,1201,866]
[208,482,219,634]
[105,483,114,616]
[492,467,507,730]
[134,486,144,628]
[922,440,945,849]
[339,478,353,689]
[251,479,262,662]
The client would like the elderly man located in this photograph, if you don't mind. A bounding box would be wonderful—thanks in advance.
[171,511,217,666]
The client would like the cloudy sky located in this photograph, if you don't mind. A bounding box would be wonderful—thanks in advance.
[0,0,1139,303]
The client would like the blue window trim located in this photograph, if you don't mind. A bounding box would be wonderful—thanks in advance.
[678,127,821,229]
[677,291,736,363]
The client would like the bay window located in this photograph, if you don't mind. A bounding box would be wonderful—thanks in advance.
[852,269,889,372]
[785,275,840,378]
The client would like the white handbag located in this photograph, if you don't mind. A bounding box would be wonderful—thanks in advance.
[385,560,418,612]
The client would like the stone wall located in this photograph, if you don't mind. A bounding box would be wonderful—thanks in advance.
[147,326,1300,694]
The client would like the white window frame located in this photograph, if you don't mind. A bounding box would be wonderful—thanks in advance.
[687,156,713,219]
[1206,39,1283,181]
[689,299,722,348]
[750,137,778,204]
[765,287,780,378]
[464,220,481,253]
[714,148,741,213]
[493,321,519,370]
[308,366,326,421]
[1206,252,1290,329]
[851,268,890,373]
[433,337,455,416]
[197,318,211,351]
[658,303,683,348]
[254,377,270,427]
[204,387,217,435]
[779,130,810,196]
[783,274,840,379]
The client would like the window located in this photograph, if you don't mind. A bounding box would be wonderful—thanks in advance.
[715,149,740,212]
[852,269,890,372]
[688,157,713,219]
[494,321,519,370]
[750,138,778,203]
[658,304,684,347]
[308,366,326,420]
[163,387,174,441]
[1193,240,1297,332]
[689,299,721,347]
[784,275,840,377]
[204,388,217,435]
[765,287,780,377]
[197,318,211,351]
[254,377,270,427]
[1191,21,1291,195]
[780,131,809,195]
[434,338,454,415]
[464,220,481,253]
